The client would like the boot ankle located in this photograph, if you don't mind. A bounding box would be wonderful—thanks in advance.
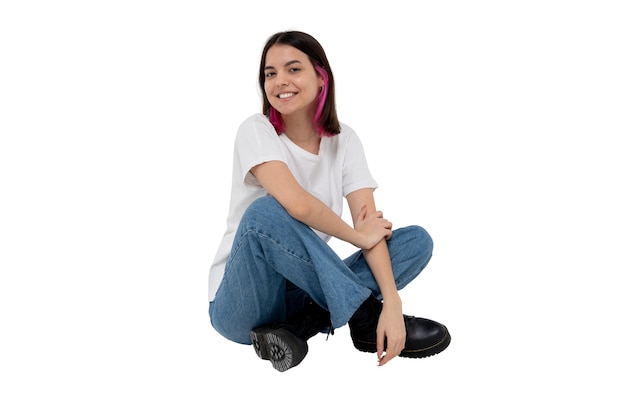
[348,295,383,353]
[349,295,381,328]
[283,299,331,340]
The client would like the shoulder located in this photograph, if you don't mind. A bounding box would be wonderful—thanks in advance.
[330,121,358,142]
[238,113,274,132]
[235,113,279,144]
[337,121,357,137]
[333,122,362,148]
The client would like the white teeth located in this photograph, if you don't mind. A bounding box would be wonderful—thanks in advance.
[279,92,295,99]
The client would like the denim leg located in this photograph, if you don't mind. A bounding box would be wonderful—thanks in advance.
[342,226,434,299]
[209,196,371,344]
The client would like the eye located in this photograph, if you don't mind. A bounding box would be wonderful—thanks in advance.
[265,71,276,78]
[289,67,301,73]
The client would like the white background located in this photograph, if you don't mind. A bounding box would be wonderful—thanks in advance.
[1,0,625,415]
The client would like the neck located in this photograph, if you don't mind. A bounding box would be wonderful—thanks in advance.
[282,113,321,154]
[282,112,318,144]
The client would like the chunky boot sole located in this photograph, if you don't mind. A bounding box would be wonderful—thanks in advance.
[249,327,308,372]
[352,326,451,359]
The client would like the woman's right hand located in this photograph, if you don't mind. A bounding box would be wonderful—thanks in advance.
[354,205,392,249]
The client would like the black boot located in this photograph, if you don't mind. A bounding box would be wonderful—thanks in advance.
[249,299,331,372]
[349,295,451,358]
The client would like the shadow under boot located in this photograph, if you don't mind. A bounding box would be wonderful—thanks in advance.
[249,299,331,372]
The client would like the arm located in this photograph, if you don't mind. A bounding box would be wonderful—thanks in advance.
[346,188,405,366]
[250,160,390,249]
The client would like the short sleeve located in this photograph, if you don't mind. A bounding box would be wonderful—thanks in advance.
[234,114,287,185]
[341,127,378,196]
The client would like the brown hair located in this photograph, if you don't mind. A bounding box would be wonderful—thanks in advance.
[258,31,340,136]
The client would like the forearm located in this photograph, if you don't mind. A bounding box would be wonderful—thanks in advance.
[251,161,364,247]
[302,198,401,303]
[362,239,401,304]
[345,187,398,295]
[290,194,362,247]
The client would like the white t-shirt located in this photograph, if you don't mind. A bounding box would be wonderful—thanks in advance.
[208,113,378,301]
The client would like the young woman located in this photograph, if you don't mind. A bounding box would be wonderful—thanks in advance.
[209,31,450,371]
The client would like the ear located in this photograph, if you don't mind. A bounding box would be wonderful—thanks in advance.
[318,76,324,88]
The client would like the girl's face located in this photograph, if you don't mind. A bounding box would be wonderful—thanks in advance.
[263,44,324,119]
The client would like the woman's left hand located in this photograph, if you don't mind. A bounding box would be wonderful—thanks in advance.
[376,299,406,366]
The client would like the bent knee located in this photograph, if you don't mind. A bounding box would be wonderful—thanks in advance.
[209,303,252,345]
[247,195,279,212]
[240,196,300,235]
[241,196,286,225]
[406,225,434,255]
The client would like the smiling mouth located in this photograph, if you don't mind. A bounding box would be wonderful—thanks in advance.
[278,92,296,99]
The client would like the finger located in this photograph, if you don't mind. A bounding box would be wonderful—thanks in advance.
[378,349,396,366]
[376,330,385,362]
[379,343,400,366]
[389,339,403,358]
[378,353,390,366]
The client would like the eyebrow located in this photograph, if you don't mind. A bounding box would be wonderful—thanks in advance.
[264,60,302,71]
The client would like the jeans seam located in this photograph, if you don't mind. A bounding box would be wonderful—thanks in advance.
[227,228,315,271]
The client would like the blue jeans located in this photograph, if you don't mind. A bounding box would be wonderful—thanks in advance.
[209,196,433,344]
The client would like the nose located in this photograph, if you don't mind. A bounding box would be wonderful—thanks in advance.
[275,70,288,87]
